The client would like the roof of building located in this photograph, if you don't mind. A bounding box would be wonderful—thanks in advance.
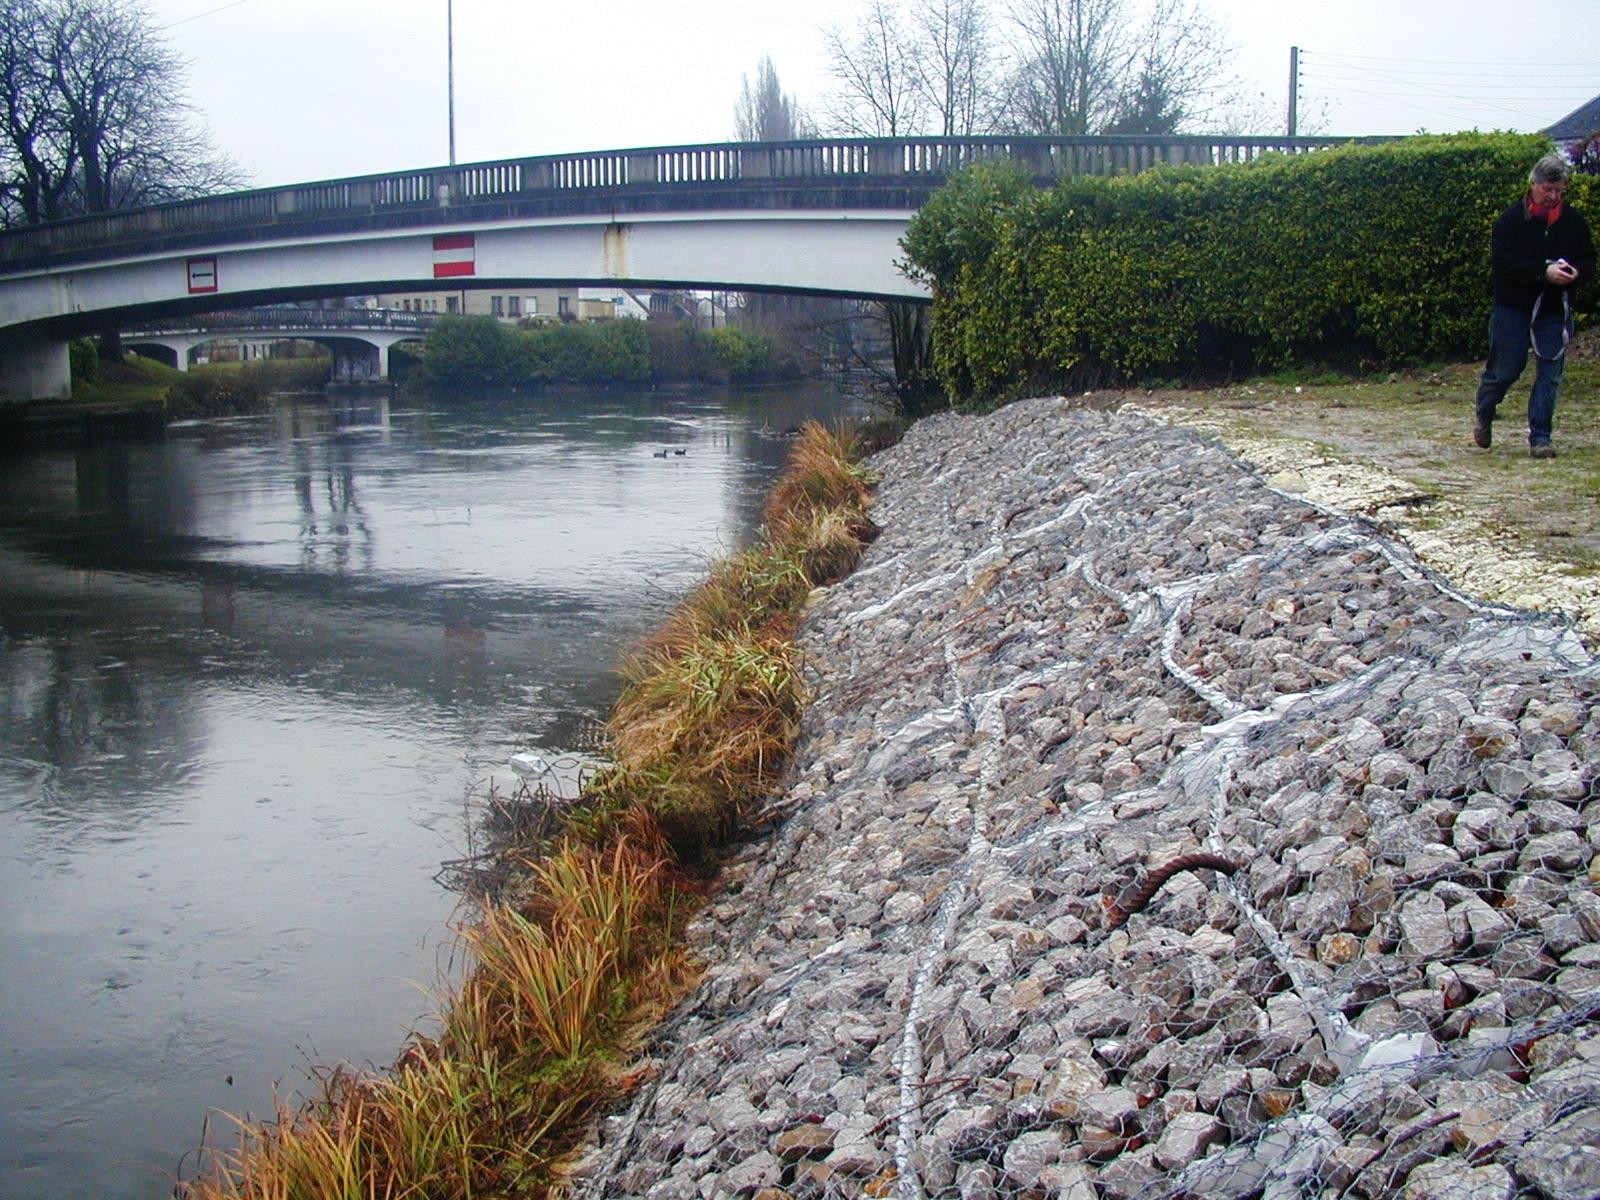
[1544,93,1600,140]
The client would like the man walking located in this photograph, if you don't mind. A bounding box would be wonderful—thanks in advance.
[1473,153,1594,458]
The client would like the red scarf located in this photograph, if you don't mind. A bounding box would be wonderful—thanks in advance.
[1529,193,1564,225]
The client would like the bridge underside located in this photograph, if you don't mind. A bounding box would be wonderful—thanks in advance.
[0,210,920,401]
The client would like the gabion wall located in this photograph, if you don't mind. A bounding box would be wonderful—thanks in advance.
[576,399,1600,1200]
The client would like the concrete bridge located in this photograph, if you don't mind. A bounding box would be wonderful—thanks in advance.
[0,134,1379,401]
[123,307,441,383]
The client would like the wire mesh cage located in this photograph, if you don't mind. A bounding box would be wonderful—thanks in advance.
[574,398,1598,1200]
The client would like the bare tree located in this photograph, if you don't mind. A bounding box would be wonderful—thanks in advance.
[999,0,1234,136]
[734,55,814,141]
[0,0,241,227]
[999,0,1130,135]
[909,0,1000,136]
[1210,84,1329,136]
[820,0,926,137]
[1103,0,1230,133]
[0,0,73,223]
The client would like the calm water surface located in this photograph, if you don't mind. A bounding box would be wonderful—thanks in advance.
[0,383,868,1199]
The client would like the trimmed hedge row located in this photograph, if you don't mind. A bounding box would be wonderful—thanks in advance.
[418,316,794,388]
[900,133,1597,410]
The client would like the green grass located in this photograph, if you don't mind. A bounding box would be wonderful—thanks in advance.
[70,353,178,406]
[1259,367,1359,387]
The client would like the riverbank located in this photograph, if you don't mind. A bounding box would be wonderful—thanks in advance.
[0,355,339,449]
[0,393,166,448]
[573,394,1600,1199]
[182,422,881,1200]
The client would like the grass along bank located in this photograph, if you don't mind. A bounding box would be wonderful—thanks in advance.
[182,423,881,1200]
[65,352,333,418]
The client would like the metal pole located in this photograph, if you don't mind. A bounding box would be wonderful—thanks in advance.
[447,0,456,165]
[1287,46,1299,138]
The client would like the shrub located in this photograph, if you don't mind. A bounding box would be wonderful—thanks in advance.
[166,357,331,417]
[707,326,791,378]
[644,319,710,381]
[419,317,720,387]
[69,338,99,384]
[516,319,651,383]
[1570,129,1600,176]
[420,315,514,386]
[903,132,1595,409]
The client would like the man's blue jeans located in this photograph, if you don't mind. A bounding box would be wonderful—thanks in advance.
[1474,302,1567,446]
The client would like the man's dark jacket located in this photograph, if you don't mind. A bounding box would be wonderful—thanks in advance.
[1489,196,1596,317]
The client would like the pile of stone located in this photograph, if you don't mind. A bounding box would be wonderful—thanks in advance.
[575,398,1600,1200]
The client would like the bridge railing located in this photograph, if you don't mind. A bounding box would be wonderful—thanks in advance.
[122,307,444,334]
[0,134,1391,266]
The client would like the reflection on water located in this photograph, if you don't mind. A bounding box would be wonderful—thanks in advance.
[0,383,868,1200]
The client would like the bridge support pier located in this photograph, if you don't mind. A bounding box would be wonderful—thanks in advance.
[329,340,383,383]
[0,328,71,402]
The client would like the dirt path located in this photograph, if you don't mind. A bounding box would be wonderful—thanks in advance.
[1114,339,1600,640]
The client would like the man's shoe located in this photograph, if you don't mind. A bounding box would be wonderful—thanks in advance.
[1473,421,1492,449]
[1530,443,1556,459]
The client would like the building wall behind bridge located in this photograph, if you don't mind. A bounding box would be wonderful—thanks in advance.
[375,286,580,321]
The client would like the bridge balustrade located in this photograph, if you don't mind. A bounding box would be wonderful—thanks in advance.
[373,173,435,206]
[0,135,1389,270]
[122,307,443,335]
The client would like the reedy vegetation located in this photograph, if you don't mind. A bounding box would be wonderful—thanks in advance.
[186,422,880,1200]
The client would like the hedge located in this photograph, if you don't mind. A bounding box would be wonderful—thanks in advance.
[900,132,1598,411]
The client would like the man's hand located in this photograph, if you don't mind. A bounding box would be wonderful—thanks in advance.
[1546,259,1579,284]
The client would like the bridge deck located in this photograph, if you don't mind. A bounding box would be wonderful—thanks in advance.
[0,135,1386,275]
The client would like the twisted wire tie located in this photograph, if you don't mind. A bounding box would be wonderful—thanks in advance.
[1103,851,1243,929]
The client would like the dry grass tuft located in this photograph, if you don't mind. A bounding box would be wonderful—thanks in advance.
[762,421,876,534]
[193,836,683,1199]
[606,633,804,857]
[588,423,877,859]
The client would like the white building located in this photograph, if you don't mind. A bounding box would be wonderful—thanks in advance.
[373,287,581,322]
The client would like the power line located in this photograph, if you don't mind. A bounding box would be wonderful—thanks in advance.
[1308,49,1600,68]
[1310,88,1556,126]
[1315,72,1595,88]
[1312,84,1547,101]
[1308,62,1596,86]
[161,0,254,30]
[1326,70,1596,82]
[1299,56,1570,125]
[1310,74,1592,97]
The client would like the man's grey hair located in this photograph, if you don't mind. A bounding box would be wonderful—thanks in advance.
[1530,153,1572,184]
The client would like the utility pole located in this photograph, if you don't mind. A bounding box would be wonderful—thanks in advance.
[447,0,457,165]
[1287,45,1299,138]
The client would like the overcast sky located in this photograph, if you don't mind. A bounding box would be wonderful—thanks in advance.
[144,0,1600,189]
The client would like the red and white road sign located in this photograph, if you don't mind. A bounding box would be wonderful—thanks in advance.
[432,233,475,278]
[186,257,218,293]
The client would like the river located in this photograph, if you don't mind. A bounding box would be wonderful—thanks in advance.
[0,381,870,1200]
